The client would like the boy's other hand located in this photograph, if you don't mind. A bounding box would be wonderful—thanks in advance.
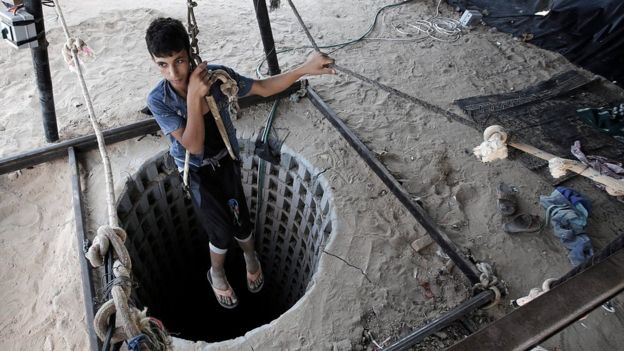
[301,51,336,76]
[188,61,212,97]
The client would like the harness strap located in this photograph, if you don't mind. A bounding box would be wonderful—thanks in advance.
[201,149,229,171]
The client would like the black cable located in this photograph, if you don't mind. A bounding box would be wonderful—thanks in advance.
[485,14,541,19]
[256,0,414,77]
[102,250,116,350]
[102,314,116,351]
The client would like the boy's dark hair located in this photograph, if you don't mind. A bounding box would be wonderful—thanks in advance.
[145,17,190,58]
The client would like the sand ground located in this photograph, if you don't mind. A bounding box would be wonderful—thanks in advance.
[1,0,623,350]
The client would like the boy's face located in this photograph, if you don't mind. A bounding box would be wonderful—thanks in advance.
[152,49,191,92]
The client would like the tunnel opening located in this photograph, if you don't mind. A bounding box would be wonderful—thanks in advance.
[115,142,333,342]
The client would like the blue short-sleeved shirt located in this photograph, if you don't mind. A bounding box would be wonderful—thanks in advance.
[147,65,254,170]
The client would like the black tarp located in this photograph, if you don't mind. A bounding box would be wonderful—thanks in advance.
[448,0,624,87]
[455,70,624,185]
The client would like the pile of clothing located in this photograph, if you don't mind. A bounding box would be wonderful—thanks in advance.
[540,187,593,266]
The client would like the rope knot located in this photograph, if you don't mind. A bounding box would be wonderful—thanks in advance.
[61,37,95,71]
[86,226,130,269]
[548,157,574,178]
[473,262,503,309]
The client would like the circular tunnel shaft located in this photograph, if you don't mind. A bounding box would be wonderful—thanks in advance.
[114,143,333,342]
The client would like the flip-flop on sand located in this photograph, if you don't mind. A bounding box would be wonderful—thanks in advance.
[207,270,238,309]
[503,213,543,234]
[497,182,517,216]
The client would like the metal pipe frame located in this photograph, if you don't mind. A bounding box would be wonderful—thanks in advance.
[23,0,59,142]
[68,147,100,351]
[447,248,624,351]
[383,290,495,351]
[0,82,302,175]
[252,0,281,75]
[305,86,481,285]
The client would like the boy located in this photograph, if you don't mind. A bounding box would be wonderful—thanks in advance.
[145,17,334,309]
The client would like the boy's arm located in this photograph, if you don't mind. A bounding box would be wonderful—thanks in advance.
[248,51,335,97]
[171,62,213,155]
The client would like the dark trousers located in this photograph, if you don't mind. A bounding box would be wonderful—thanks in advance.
[189,157,252,251]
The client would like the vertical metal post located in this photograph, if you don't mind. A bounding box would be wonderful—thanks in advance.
[252,0,281,75]
[23,0,59,142]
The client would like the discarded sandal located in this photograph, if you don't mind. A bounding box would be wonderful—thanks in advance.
[207,270,238,309]
[503,213,543,234]
[247,264,264,293]
[497,182,517,216]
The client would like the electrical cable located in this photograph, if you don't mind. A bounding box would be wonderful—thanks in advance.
[256,0,464,78]
[256,0,415,78]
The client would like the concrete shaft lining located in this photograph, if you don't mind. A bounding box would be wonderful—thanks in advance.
[113,138,334,342]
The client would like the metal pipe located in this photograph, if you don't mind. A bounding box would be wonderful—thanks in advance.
[447,248,624,351]
[252,0,281,75]
[383,290,495,351]
[551,233,624,289]
[68,147,101,351]
[0,119,159,175]
[0,81,303,175]
[285,0,476,129]
[23,0,59,142]
[306,86,481,284]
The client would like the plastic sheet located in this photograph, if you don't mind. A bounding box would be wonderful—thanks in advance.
[448,0,624,87]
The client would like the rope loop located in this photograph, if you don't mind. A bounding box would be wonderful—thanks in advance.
[473,262,498,290]
[472,262,503,308]
[94,301,171,349]
[481,286,502,310]
[93,299,130,344]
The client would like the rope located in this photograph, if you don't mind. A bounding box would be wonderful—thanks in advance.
[284,0,477,130]
[257,0,464,77]
[183,0,242,196]
[391,0,461,43]
[52,0,117,227]
[472,262,502,309]
[256,1,415,78]
[51,0,170,349]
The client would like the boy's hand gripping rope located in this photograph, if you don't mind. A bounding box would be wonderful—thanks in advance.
[182,0,242,197]
[285,0,476,129]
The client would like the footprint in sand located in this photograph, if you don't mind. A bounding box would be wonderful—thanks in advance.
[0,201,43,229]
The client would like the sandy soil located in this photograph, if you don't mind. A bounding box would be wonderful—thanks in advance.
[1,0,623,350]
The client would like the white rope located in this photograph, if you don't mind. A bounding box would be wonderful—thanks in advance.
[52,0,117,227]
[385,0,463,43]
[51,2,170,348]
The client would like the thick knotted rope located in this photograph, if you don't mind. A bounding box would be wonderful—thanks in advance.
[472,262,502,309]
[52,0,170,349]
[86,226,129,268]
